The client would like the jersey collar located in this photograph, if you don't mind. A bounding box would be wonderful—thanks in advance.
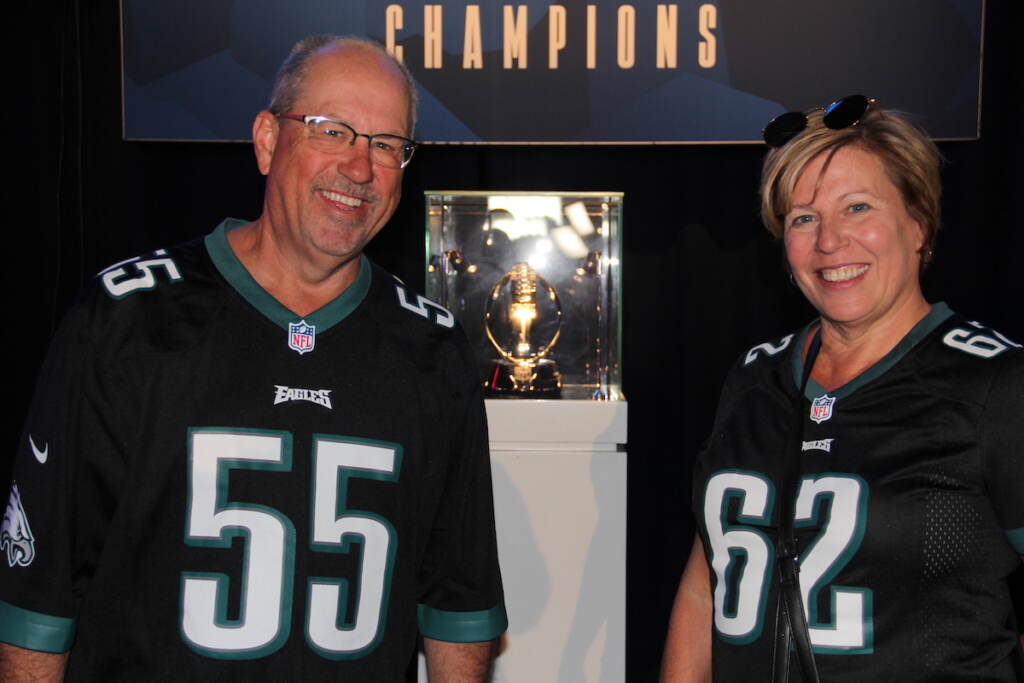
[791,302,954,401]
[204,218,372,332]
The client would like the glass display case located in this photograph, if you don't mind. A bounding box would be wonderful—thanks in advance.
[425,191,623,400]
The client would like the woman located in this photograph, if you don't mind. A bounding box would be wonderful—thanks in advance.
[661,96,1024,681]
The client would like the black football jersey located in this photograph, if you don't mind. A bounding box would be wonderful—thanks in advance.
[694,303,1024,681]
[0,219,507,681]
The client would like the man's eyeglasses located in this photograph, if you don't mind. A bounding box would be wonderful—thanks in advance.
[278,113,419,169]
[762,94,874,148]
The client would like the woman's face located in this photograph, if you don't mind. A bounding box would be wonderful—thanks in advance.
[783,145,925,331]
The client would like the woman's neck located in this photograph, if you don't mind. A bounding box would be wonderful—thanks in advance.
[807,294,931,391]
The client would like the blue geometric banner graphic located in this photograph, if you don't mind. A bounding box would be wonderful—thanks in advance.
[122,0,982,143]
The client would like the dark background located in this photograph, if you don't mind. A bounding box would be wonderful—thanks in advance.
[8,1,1020,680]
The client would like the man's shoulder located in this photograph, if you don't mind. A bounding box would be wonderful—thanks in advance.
[359,262,481,384]
[61,232,221,350]
[364,262,462,338]
[87,233,211,304]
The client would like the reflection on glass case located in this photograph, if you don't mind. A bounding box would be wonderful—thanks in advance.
[425,191,623,400]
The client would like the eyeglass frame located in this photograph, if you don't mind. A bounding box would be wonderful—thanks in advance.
[277,113,420,169]
[761,94,874,148]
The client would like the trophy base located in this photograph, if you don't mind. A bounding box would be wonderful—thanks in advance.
[485,359,561,398]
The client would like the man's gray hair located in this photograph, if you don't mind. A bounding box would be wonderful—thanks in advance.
[267,35,418,136]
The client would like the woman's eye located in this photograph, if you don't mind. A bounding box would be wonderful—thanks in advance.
[787,214,815,229]
[849,202,869,213]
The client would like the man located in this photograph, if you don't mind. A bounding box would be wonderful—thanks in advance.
[0,36,506,681]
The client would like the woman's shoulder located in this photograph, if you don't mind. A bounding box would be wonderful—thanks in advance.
[928,311,1022,364]
[913,310,1024,405]
[715,325,810,406]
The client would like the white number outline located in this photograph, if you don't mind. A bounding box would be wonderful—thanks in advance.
[306,436,401,659]
[704,470,874,653]
[943,323,1021,359]
[100,249,183,298]
[744,334,794,365]
[793,474,873,653]
[180,429,401,660]
[181,429,296,659]
[704,471,775,643]
[394,282,455,328]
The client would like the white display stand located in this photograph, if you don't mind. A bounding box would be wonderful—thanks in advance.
[419,399,628,682]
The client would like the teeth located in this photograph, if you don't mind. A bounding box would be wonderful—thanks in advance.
[320,189,362,207]
[820,265,868,282]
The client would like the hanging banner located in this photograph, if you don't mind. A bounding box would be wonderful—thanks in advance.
[121,1,983,143]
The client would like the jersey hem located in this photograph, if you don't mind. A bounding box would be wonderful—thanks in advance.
[1006,528,1024,554]
[417,603,508,642]
[0,601,76,653]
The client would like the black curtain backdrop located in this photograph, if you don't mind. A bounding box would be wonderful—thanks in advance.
[8,2,1021,680]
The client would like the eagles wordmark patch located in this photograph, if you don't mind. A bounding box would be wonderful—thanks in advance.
[273,385,333,409]
[801,438,835,453]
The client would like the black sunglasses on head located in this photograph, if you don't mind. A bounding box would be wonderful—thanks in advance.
[762,94,874,147]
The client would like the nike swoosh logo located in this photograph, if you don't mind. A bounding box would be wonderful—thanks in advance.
[29,435,48,464]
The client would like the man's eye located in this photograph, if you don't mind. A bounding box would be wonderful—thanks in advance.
[373,138,397,152]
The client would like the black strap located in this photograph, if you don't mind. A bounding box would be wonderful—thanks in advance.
[770,587,792,682]
[772,330,823,683]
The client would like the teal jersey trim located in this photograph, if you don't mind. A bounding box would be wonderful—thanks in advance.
[792,302,955,400]
[418,603,508,643]
[0,601,76,653]
[204,219,372,332]
[1006,528,1024,554]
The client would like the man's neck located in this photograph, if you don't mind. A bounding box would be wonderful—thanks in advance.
[225,217,362,317]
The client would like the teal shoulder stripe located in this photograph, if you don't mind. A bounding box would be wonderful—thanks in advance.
[204,219,371,332]
[1006,528,1024,554]
[418,603,508,642]
[0,601,75,653]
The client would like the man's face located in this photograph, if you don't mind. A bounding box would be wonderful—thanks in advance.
[254,45,411,269]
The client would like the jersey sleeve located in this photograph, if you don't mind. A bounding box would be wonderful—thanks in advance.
[0,291,129,652]
[416,337,507,643]
[980,358,1024,554]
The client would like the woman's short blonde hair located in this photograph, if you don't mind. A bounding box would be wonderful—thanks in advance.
[759,103,942,266]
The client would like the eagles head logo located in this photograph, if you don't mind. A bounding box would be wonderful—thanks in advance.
[1,483,35,568]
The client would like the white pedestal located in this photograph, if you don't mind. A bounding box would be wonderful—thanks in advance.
[420,399,627,682]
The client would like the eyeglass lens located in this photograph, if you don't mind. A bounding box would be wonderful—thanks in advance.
[307,118,413,168]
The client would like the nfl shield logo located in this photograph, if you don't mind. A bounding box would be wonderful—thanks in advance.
[288,320,316,355]
[809,394,836,424]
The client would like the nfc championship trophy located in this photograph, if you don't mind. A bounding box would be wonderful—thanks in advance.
[484,262,563,396]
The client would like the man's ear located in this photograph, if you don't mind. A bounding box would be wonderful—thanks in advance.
[253,111,279,176]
